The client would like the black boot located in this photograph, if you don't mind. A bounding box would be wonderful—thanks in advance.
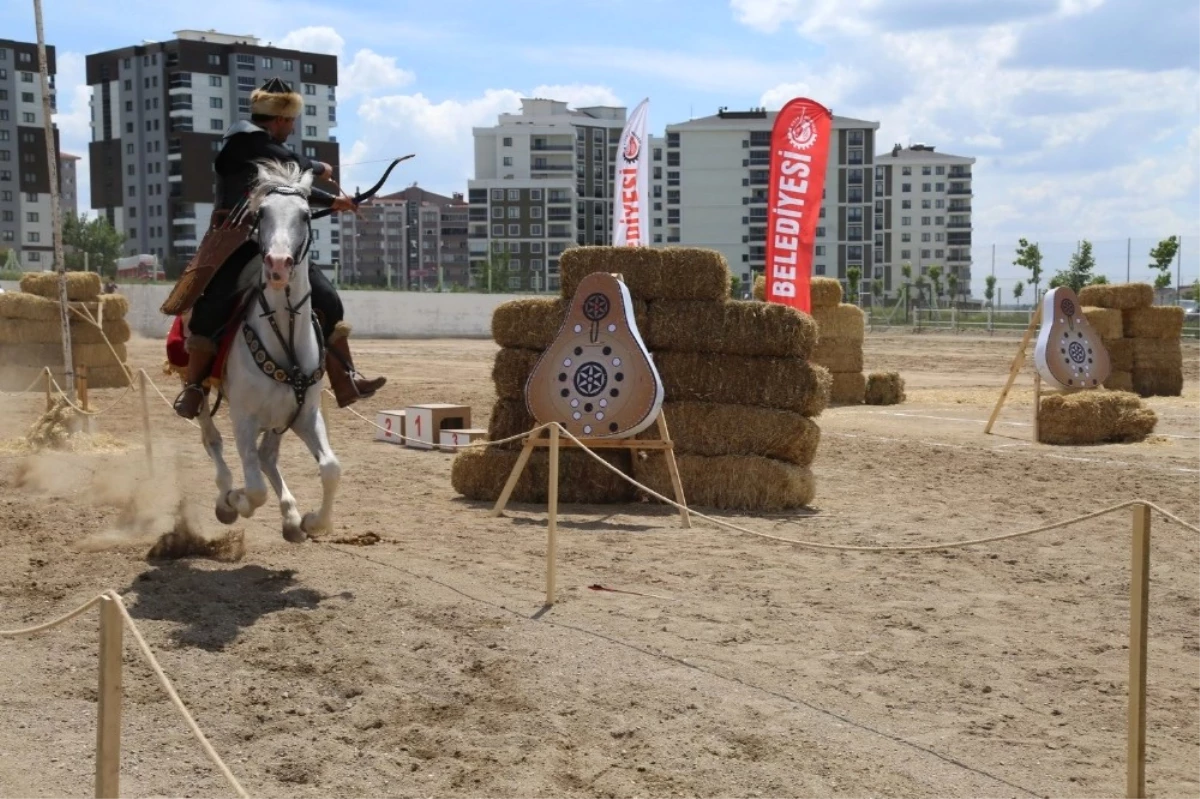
[325,323,386,408]
[173,336,217,419]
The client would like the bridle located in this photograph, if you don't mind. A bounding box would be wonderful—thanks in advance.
[242,184,324,434]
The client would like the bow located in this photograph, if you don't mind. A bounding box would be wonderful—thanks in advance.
[312,154,414,219]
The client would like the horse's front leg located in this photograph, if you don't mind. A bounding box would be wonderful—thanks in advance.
[197,394,238,525]
[228,410,269,519]
[291,399,341,535]
[258,430,305,542]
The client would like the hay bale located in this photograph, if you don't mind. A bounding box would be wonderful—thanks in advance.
[636,401,820,466]
[1123,306,1185,339]
[0,292,129,323]
[1037,390,1157,445]
[810,337,863,373]
[85,364,132,388]
[1104,338,1133,371]
[810,277,843,309]
[491,297,567,350]
[865,372,905,405]
[1131,368,1183,398]
[0,316,131,346]
[450,446,635,504]
[829,372,866,405]
[646,299,817,359]
[0,341,126,370]
[1103,370,1133,392]
[18,271,102,302]
[1132,338,1182,371]
[487,398,537,450]
[811,304,865,342]
[1078,283,1154,310]
[633,452,815,511]
[491,347,542,400]
[559,246,730,301]
[653,351,830,417]
[1082,307,1122,340]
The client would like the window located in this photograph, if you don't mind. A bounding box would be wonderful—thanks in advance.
[815,245,826,256]
[901,216,911,226]
[502,156,512,166]
[21,72,33,83]
[848,130,864,146]
[902,166,912,175]
[507,207,519,219]
[921,216,931,225]
[208,54,221,66]
[922,199,932,209]
[27,251,39,261]
[814,264,826,275]
[327,107,335,123]
[901,249,911,259]
[0,150,7,162]
[491,206,503,219]
[305,104,316,116]
[922,183,932,192]
[209,97,223,109]
[507,224,519,235]
[0,210,9,220]
[262,57,273,70]
[304,83,316,95]
[935,199,945,209]
[816,226,826,237]
[1,231,10,241]
[303,146,317,157]
[236,54,255,70]
[530,207,542,219]
[530,224,543,236]
[901,233,911,242]
[127,164,135,176]
[128,185,135,197]
[935,182,945,192]
[921,233,931,242]
[21,112,34,123]
[507,189,519,200]
[935,165,945,175]
[901,182,911,192]
[27,231,40,242]
[0,110,7,121]
[128,206,137,218]
[848,245,863,261]
[282,59,294,71]
[303,63,314,75]
[491,223,503,236]
[507,242,521,254]
[210,119,224,130]
[935,216,944,225]
[922,249,931,259]
[20,92,33,103]
[922,166,932,175]
[491,189,504,200]
[26,211,38,222]
[1,170,11,181]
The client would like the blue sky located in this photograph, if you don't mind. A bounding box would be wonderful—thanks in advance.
[5,0,1198,293]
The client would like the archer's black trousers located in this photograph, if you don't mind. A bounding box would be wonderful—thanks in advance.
[187,245,344,342]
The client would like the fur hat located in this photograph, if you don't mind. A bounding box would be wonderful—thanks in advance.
[250,77,303,118]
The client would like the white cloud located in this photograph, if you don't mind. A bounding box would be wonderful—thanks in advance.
[52,52,93,219]
[277,25,345,57]
[340,49,415,98]
[759,65,863,111]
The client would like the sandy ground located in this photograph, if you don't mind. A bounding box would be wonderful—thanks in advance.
[0,331,1197,799]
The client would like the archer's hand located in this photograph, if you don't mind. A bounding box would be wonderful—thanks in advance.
[330,196,357,213]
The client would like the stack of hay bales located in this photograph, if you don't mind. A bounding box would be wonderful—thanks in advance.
[451,247,831,511]
[1038,390,1157,445]
[0,272,133,390]
[753,274,866,404]
[1080,283,1183,397]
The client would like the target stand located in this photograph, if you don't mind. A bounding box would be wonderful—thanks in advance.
[985,304,1044,442]
[491,410,690,528]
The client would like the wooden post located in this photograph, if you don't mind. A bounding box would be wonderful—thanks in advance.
[138,370,153,465]
[77,365,91,435]
[1127,503,1151,799]
[95,595,123,799]
[44,366,52,411]
[1032,371,1041,444]
[656,414,690,528]
[545,423,560,606]
[985,305,1041,434]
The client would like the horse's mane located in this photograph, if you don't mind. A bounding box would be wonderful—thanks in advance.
[247,160,312,212]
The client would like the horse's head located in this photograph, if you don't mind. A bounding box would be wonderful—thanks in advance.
[249,160,313,291]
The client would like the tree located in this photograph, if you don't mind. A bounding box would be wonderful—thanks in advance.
[62,213,126,278]
[984,274,997,308]
[1047,239,1096,293]
[1014,238,1043,302]
[1013,281,1025,308]
[926,264,943,307]
[1090,274,1109,285]
[900,261,913,313]
[947,273,958,308]
[478,250,511,293]
[846,265,862,305]
[730,272,743,297]
[871,278,883,304]
[1148,235,1180,291]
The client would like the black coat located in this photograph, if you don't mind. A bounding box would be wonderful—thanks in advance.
[214,121,337,212]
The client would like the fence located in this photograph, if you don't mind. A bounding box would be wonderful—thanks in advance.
[865,303,1200,338]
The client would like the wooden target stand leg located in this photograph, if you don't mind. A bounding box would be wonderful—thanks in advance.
[985,304,1044,442]
[491,412,691,606]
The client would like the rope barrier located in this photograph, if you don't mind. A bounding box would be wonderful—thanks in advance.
[0,590,250,797]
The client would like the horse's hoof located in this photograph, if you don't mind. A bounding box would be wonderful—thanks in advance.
[282,523,307,543]
[215,504,238,525]
[300,512,327,536]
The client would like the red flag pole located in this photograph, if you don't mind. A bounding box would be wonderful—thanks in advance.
[763,98,834,314]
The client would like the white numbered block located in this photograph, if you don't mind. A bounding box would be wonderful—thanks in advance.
[438,428,487,452]
[405,403,472,451]
[374,410,406,445]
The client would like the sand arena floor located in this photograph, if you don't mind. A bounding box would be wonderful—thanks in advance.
[0,332,1197,798]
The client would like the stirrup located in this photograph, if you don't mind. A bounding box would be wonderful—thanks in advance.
[173,383,207,416]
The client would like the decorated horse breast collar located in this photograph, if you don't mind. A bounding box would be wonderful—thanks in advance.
[243,285,325,432]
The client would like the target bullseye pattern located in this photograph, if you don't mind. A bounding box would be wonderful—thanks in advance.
[582,293,610,321]
[573,362,608,397]
[1068,341,1086,364]
[1060,298,1076,317]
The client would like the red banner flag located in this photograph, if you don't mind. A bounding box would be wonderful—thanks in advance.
[764,98,833,314]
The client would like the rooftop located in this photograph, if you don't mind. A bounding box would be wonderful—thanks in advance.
[668,107,881,131]
[875,143,975,164]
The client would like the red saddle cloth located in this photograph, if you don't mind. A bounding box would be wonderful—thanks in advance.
[165,315,239,386]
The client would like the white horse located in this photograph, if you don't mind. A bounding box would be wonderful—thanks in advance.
[195,160,340,543]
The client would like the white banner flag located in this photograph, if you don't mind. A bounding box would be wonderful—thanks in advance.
[612,97,650,247]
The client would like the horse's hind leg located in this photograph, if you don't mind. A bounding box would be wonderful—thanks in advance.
[198,397,238,525]
[292,404,341,536]
[258,430,304,543]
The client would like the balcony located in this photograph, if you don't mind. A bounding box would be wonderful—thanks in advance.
[946,221,971,228]
[947,185,972,195]
[531,143,573,152]
[948,169,972,179]
[531,163,573,172]
[948,204,971,213]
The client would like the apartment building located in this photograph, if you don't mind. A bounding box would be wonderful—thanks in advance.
[339,185,469,289]
[653,107,881,294]
[59,151,78,218]
[874,143,974,301]
[468,98,627,292]
[0,38,61,270]
[85,29,340,272]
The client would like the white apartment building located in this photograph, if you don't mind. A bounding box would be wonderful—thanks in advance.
[86,30,340,272]
[468,98,628,292]
[0,38,60,270]
[652,108,882,294]
[873,143,975,301]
